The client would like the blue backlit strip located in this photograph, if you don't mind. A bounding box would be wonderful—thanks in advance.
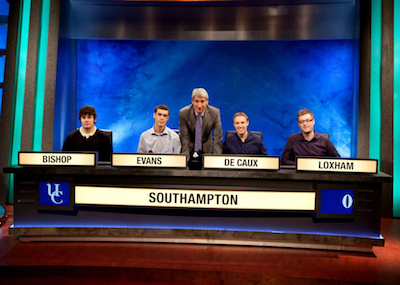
[10,224,382,239]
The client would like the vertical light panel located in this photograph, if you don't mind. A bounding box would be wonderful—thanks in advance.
[394,0,400,217]
[7,0,31,203]
[369,0,382,170]
[351,0,360,159]
[32,0,50,150]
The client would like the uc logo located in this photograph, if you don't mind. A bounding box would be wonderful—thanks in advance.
[341,194,353,209]
[47,183,64,205]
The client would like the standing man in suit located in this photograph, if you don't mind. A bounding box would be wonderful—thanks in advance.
[179,88,223,155]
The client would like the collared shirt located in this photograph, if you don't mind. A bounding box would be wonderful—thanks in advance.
[194,109,205,117]
[282,132,340,165]
[137,126,181,154]
[223,132,268,155]
[79,126,97,139]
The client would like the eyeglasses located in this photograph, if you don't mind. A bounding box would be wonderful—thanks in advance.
[298,118,314,124]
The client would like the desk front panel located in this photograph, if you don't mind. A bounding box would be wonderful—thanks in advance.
[8,167,387,240]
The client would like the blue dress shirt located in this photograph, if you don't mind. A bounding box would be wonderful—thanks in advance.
[223,132,268,155]
[137,126,181,154]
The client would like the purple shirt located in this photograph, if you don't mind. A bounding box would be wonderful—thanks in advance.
[282,132,340,165]
[223,132,268,155]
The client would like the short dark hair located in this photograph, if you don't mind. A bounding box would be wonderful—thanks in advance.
[78,105,97,120]
[297,109,314,121]
[154,104,169,115]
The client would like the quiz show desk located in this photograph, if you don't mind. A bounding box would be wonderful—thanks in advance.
[4,153,391,252]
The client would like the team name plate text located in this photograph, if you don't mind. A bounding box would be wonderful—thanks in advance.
[203,155,280,170]
[296,157,378,174]
[112,154,187,168]
[18,152,97,166]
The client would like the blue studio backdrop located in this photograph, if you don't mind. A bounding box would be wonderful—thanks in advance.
[71,39,356,157]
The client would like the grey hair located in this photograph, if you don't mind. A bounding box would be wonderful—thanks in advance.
[191,88,209,100]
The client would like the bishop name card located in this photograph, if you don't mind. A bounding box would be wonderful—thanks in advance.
[296,157,378,174]
[203,155,280,170]
[112,153,187,168]
[18,152,97,166]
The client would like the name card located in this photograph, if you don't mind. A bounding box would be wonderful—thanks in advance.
[76,186,315,211]
[203,155,280,170]
[296,157,378,174]
[18,152,97,166]
[112,153,187,168]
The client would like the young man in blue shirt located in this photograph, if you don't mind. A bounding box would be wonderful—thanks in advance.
[223,112,267,155]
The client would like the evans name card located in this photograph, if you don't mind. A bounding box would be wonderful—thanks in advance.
[18,152,97,166]
[112,153,187,168]
[203,155,280,170]
[296,157,378,174]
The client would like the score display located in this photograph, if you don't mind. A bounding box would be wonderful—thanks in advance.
[316,185,356,219]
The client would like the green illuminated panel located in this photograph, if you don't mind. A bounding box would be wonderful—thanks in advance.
[32,0,50,151]
[7,0,31,203]
[394,0,400,217]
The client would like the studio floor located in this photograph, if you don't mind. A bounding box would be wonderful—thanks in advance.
[0,205,400,285]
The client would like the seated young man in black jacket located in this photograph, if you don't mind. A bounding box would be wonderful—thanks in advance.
[62,105,112,161]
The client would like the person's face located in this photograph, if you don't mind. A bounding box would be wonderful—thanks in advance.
[298,113,315,134]
[234,115,249,136]
[192,95,208,114]
[153,108,169,128]
[80,114,96,130]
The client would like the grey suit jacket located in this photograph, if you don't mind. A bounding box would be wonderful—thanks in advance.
[179,104,223,154]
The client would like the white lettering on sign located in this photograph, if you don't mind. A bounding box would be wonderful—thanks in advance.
[46,183,64,204]
[342,194,354,209]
